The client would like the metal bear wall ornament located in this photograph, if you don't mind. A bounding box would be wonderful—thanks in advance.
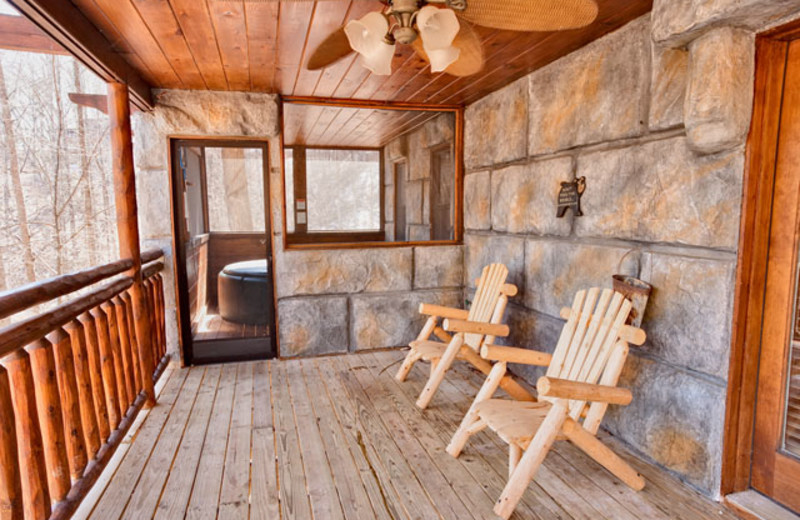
[556,176,586,218]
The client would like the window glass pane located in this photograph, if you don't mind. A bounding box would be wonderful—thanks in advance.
[205,147,266,232]
[305,149,380,232]
[284,148,295,233]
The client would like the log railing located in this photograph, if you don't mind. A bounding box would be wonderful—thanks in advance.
[0,249,168,519]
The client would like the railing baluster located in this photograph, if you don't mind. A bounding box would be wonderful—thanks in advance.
[100,302,129,412]
[142,278,157,371]
[3,350,49,520]
[78,313,110,443]
[48,328,88,482]
[111,297,136,402]
[157,274,166,358]
[122,292,141,394]
[65,319,101,461]
[27,338,70,504]
[152,275,165,359]
[0,366,23,520]
[90,308,121,430]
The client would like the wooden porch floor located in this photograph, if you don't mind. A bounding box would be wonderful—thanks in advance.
[75,350,739,520]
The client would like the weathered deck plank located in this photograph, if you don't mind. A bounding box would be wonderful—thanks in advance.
[81,351,740,520]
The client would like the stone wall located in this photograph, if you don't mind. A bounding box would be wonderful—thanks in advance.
[462,2,800,496]
[132,90,464,363]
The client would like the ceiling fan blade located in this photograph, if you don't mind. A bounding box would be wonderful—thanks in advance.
[412,21,485,77]
[307,27,354,71]
[458,0,598,32]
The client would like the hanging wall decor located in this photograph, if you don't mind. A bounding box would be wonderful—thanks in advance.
[556,176,586,217]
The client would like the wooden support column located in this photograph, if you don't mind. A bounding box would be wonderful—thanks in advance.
[108,82,156,407]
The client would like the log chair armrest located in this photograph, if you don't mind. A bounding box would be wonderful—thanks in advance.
[480,344,552,366]
[536,377,633,406]
[559,307,646,346]
[472,278,519,297]
[441,319,510,337]
[418,303,469,320]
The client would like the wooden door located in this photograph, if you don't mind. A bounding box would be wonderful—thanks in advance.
[751,38,800,513]
[430,146,454,240]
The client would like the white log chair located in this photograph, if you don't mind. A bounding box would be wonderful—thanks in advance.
[446,287,647,519]
[395,263,535,409]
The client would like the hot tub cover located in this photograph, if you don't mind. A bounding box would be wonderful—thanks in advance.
[222,259,269,279]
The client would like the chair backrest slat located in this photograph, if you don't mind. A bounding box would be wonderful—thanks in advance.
[542,287,635,421]
[465,264,509,350]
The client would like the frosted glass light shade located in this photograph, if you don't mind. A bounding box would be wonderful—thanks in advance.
[417,6,461,72]
[345,12,396,76]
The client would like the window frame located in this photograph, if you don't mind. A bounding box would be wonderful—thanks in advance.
[281,96,464,250]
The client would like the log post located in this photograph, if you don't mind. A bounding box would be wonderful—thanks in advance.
[111,297,135,401]
[64,319,100,458]
[77,312,110,442]
[3,351,49,520]
[108,81,156,407]
[90,307,120,430]
[101,302,128,413]
[0,366,23,520]
[121,292,141,394]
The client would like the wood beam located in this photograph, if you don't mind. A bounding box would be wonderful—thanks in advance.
[7,0,153,110]
[108,82,156,407]
[0,13,67,55]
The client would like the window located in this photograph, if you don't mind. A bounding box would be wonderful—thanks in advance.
[282,99,463,248]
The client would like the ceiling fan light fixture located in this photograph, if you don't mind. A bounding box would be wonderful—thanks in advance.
[416,6,461,72]
[344,12,396,76]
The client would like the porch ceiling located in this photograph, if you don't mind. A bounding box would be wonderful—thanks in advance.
[64,0,651,106]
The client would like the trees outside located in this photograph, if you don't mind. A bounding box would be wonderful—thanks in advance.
[0,48,119,292]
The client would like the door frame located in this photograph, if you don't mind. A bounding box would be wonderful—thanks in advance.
[722,20,800,498]
[166,136,279,366]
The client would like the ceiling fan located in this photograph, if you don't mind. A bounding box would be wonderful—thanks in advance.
[303,0,600,77]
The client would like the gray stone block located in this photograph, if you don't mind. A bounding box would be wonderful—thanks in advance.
[278,296,348,357]
[639,252,736,380]
[574,137,743,250]
[414,245,464,289]
[524,240,639,316]
[652,0,800,46]
[465,77,528,169]
[490,159,573,236]
[408,225,431,242]
[464,171,491,230]
[275,247,412,297]
[464,234,525,299]
[685,28,755,154]
[528,17,649,155]
[650,45,689,131]
[604,354,726,494]
[350,290,462,350]
[501,305,565,385]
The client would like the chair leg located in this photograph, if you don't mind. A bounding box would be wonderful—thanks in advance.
[494,400,568,520]
[416,334,464,409]
[447,361,507,457]
[509,444,522,480]
[395,316,437,382]
[562,418,645,490]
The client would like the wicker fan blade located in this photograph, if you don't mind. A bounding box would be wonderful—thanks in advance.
[412,21,484,77]
[458,0,598,32]
[307,27,353,71]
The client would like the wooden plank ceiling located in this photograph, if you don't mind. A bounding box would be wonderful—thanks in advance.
[67,0,652,106]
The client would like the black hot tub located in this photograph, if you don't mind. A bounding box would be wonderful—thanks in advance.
[218,259,270,325]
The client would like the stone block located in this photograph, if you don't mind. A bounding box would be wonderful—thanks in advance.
[422,181,430,224]
[384,183,395,223]
[424,112,455,148]
[652,0,800,46]
[490,158,573,236]
[151,89,280,138]
[574,137,743,250]
[500,305,565,384]
[409,130,430,181]
[528,17,649,155]
[464,234,525,298]
[132,113,166,172]
[524,240,640,316]
[408,225,431,242]
[414,245,464,289]
[685,28,755,154]
[136,169,172,239]
[386,135,407,160]
[275,247,412,297]
[406,181,423,224]
[278,296,348,357]
[639,252,735,380]
[650,45,689,131]
[604,355,726,494]
[350,290,462,350]
[465,77,528,169]
[464,171,491,230]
